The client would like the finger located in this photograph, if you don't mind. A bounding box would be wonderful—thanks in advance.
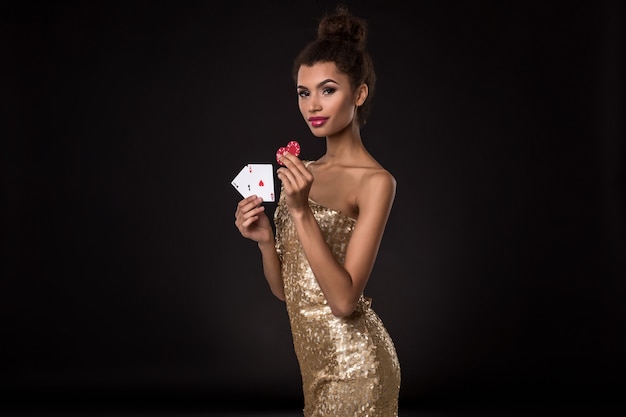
[236,205,265,231]
[237,194,262,209]
[242,214,261,228]
[241,204,264,222]
[278,152,300,168]
[236,195,262,216]
[279,167,309,195]
[276,167,296,186]
[280,153,313,182]
[277,159,306,182]
[277,169,302,196]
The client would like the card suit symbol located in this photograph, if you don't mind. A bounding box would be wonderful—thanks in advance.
[259,180,264,187]
[276,140,301,166]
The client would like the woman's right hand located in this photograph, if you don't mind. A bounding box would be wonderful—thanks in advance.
[234,195,273,244]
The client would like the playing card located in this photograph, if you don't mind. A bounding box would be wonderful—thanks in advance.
[231,163,275,202]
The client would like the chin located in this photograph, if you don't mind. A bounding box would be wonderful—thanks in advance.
[309,129,328,138]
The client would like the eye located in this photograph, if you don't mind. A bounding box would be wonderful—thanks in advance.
[322,87,336,95]
[297,90,310,98]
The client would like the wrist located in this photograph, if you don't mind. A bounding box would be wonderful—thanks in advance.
[289,206,311,221]
[257,238,275,251]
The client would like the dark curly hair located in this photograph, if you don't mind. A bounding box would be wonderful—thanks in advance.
[292,4,376,127]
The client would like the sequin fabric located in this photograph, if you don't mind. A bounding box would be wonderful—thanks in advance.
[274,164,401,417]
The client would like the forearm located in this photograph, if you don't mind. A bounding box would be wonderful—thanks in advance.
[258,240,285,301]
[291,209,358,316]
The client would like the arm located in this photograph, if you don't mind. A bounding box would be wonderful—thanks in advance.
[277,154,396,317]
[257,239,284,301]
[235,195,285,301]
[294,172,395,317]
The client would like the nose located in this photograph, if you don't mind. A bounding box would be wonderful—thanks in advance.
[308,94,322,113]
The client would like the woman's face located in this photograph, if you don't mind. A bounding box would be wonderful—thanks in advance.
[296,62,363,137]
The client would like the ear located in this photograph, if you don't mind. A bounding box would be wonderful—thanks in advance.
[355,83,368,106]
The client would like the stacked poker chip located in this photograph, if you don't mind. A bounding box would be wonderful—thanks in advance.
[276,141,301,166]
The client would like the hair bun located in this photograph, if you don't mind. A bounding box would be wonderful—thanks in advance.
[317,4,367,49]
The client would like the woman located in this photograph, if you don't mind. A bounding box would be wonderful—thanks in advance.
[234,5,400,416]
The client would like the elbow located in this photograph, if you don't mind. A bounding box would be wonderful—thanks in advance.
[273,291,286,302]
[329,300,357,318]
[270,287,286,302]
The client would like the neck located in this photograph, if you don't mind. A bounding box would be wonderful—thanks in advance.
[323,124,366,162]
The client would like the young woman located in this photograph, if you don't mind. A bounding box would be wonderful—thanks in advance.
[234,5,400,416]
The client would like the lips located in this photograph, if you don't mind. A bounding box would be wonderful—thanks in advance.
[308,117,328,127]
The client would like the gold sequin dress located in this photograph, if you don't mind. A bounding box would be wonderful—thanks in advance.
[274,168,401,417]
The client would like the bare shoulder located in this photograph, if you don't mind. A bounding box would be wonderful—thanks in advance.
[369,167,396,188]
[362,165,396,192]
[357,166,397,207]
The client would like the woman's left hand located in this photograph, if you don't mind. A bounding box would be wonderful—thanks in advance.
[276,152,314,214]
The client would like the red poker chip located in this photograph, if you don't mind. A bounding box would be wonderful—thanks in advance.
[286,140,301,157]
[276,147,286,164]
[276,140,301,165]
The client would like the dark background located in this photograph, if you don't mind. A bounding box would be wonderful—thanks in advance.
[2,0,625,413]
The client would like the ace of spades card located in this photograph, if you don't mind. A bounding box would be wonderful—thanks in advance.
[231,163,275,202]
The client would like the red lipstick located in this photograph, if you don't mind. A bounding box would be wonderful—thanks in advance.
[308,116,329,127]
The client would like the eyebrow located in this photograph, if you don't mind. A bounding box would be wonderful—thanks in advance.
[296,78,340,90]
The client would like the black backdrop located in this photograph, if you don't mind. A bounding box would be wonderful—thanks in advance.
[2,0,625,413]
